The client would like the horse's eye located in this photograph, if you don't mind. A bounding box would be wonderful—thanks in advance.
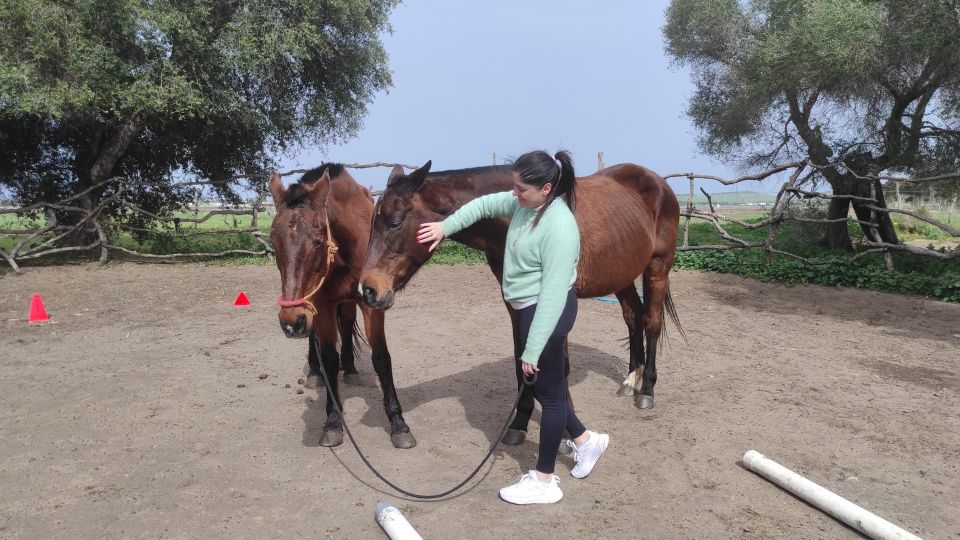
[386,220,402,230]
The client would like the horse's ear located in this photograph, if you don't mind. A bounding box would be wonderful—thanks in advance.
[306,169,332,202]
[268,172,285,206]
[303,168,331,193]
[405,160,432,191]
[387,165,406,187]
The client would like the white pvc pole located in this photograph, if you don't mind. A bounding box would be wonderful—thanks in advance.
[375,501,423,540]
[742,450,921,540]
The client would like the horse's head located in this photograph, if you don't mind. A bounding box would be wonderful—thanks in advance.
[359,161,436,309]
[269,166,339,338]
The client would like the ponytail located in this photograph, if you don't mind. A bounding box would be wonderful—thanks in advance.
[514,149,577,228]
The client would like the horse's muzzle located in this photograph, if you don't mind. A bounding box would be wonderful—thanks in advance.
[360,284,395,310]
[279,313,310,338]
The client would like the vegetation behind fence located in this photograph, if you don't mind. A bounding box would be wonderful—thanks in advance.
[2,158,958,300]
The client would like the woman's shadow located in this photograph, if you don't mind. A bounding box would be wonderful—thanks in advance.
[299,341,627,467]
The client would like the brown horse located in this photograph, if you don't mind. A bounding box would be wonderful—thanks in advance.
[358,161,683,445]
[269,164,416,449]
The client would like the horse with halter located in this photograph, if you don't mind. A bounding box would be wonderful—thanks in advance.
[269,164,416,449]
[358,160,683,446]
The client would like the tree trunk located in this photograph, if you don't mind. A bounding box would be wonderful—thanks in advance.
[821,195,853,251]
[60,113,147,247]
[819,173,855,250]
[850,178,899,244]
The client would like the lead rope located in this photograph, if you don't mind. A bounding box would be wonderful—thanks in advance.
[311,336,536,499]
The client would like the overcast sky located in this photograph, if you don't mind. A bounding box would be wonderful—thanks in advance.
[280,1,762,194]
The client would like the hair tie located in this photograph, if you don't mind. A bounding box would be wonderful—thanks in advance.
[553,156,563,172]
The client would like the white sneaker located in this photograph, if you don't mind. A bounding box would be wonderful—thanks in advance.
[568,431,609,479]
[499,470,563,505]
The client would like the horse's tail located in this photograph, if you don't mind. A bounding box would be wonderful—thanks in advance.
[653,286,686,351]
[664,286,685,342]
[352,318,366,351]
[336,304,368,351]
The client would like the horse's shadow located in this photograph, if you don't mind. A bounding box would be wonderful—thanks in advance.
[299,342,627,467]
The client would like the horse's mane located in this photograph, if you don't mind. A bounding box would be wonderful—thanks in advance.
[284,163,345,208]
[426,164,510,179]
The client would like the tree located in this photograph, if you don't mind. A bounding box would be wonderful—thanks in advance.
[664,0,960,250]
[0,0,398,242]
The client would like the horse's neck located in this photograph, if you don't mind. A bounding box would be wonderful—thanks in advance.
[327,178,372,268]
[425,169,513,217]
[423,170,512,254]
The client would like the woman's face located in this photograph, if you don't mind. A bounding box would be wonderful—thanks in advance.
[512,172,552,208]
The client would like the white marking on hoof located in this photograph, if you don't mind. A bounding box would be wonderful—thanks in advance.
[620,370,642,390]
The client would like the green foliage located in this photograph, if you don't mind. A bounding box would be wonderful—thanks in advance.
[748,0,884,94]
[892,213,952,241]
[428,242,487,265]
[674,249,960,302]
[664,0,960,211]
[0,0,399,229]
[665,0,960,160]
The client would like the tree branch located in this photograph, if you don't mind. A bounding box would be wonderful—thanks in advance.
[784,90,839,182]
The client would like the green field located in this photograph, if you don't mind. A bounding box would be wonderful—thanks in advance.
[688,190,778,205]
[0,211,274,265]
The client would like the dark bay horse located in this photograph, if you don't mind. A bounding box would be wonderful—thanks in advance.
[358,161,683,445]
[269,164,416,449]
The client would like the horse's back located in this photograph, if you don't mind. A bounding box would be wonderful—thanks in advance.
[573,163,680,296]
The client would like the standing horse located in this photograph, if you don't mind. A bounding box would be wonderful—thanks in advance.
[358,161,683,445]
[269,163,416,449]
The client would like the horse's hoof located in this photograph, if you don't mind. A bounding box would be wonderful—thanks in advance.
[635,395,655,409]
[558,438,573,456]
[304,375,321,389]
[616,382,636,397]
[391,432,417,449]
[319,429,344,447]
[501,429,526,446]
[342,372,361,385]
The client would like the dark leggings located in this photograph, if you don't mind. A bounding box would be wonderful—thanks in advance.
[517,288,586,474]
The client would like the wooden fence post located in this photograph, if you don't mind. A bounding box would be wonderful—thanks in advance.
[682,173,694,249]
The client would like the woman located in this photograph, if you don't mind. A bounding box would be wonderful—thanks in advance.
[417,149,609,505]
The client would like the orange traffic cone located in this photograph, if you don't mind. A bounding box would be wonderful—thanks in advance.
[28,294,49,322]
[234,291,251,306]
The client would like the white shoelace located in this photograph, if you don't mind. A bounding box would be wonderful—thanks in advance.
[567,439,583,462]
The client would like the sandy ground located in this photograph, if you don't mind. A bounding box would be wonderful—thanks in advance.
[1,262,958,539]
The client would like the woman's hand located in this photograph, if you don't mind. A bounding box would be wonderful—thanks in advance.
[521,361,539,377]
[417,222,445,252]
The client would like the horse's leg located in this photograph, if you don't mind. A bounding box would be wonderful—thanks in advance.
[503,302,535,445]
[614,283,646,397]
[637,259,671,409]
[484,253,533,446]
[361,305,416,449]
[315,305,345,447]
[338,302,361,385]
[305,329,322,389]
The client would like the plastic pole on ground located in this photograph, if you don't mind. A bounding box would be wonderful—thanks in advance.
[375,501,423,540]
[742,450,921,540]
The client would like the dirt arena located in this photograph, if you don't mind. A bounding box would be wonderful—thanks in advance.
[1,262,958,539]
